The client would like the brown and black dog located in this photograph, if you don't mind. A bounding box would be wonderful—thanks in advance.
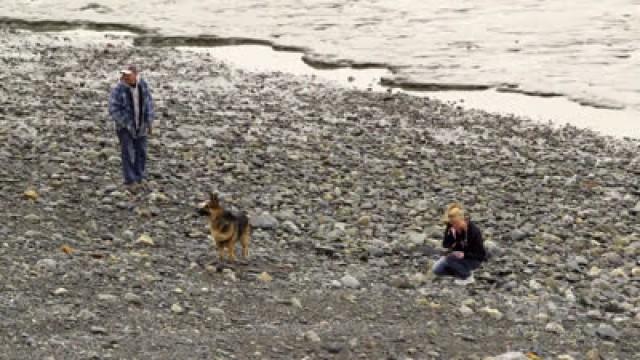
[198,193,251,261]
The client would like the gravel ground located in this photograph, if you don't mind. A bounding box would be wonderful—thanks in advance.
[0,29,639,360]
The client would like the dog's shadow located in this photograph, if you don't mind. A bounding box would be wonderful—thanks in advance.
[195,254,292,281]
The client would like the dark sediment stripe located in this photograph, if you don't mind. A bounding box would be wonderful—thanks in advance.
[0,16,148,34]
[496,86,563,98]
[381,76,491,91]
[301,53,391,70]
[133,35,309,53]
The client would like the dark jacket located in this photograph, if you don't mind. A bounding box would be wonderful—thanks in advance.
[108,79,154,138]
[442,221,486,261]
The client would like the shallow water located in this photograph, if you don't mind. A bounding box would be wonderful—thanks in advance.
[185,44,640,138]
[1,1,639,120]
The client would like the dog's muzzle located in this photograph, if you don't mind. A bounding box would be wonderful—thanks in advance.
[197,201,210,216]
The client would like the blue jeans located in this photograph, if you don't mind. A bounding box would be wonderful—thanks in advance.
[117,129,147,184]
[432,255,481,279]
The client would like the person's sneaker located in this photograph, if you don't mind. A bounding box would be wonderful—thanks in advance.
[124,183,138,194]
[454,274,475,286]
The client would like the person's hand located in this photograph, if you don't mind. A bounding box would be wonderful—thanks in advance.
[450,251,464,259]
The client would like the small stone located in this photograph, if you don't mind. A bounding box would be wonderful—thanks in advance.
[24,214,40,222]
[510,229,528,241]
[459,305,474,317]
[487,352,527,360]
[208,307,225,316]
[602,252,623,266]
[631,267,640,277]
[545,322,565,334]
[78,309,96,321]
[610,268,627,278]
[585,348,602,360]
[340,274,360,289]
[136,234,154,246]
[323,342,344,354]
[97,293,118,302]
[587,266,601,277]
[290,297,303,309]
[52,288,68,296]
[251,213,279,230]
[23,189,38,200]
[149,192,169,202]
[257,272,273,282]
[557,355,575,360]
[529,279,542,290]
[304,330,321,343]
[484,240,503,256]
[171,303,184,314]
[36,258,57,270]
[407,232,426,245]
[480,307,503,320]
[123,292,142,305]
[356,215,371,226]
[90,326,107,335]
[224,269,238,282]
[595,323,618,341]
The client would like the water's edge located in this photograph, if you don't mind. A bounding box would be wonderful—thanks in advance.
[0,16,628,112]
[1,16,638,139]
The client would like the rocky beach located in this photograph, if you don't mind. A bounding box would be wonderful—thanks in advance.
[0,28,639,359]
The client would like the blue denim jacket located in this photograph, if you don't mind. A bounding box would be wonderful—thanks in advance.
[108,78,155,138]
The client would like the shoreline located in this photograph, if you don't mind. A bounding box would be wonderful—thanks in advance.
[0,15,638,138]
[183,43,640,140]
[1,28,639,359]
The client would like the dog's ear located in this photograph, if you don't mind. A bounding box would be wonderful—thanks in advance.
[209,192,219,206]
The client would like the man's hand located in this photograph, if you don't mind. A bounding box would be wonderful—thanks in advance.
[449,251,464,259]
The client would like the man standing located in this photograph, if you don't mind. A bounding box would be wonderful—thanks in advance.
[108,65,155,190]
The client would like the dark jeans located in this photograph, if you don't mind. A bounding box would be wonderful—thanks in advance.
[117,129,147,184]
[432,255,481,279]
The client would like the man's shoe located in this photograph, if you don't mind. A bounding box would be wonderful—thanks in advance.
[454,274,475,286]
[124,182,139,195]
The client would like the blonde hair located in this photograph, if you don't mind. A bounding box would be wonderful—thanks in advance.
[442,202,465,224]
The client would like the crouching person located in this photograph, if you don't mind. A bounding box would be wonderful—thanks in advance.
[432,203,486,285]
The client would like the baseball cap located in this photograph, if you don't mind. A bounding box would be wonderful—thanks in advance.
[120,64,138,75]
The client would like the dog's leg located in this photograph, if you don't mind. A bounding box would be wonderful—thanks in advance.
[227,239,236,261]
[216,242,226,262]
[240,226,250,259]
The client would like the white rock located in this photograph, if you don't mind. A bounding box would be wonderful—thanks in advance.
[52,288,68,296]
[557,355,576,360]
[171,303,184,314]
[290,297,303,309]
[459,305,474,317]
[136,234,154,246]
[407,232,426,245]
[304,330,321,343]
[485,352,528,360]
[545,322,565,334]
[36,258,57,270]
[97,293,118,302]
[480,307,503,320]
[340,274,360,289]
